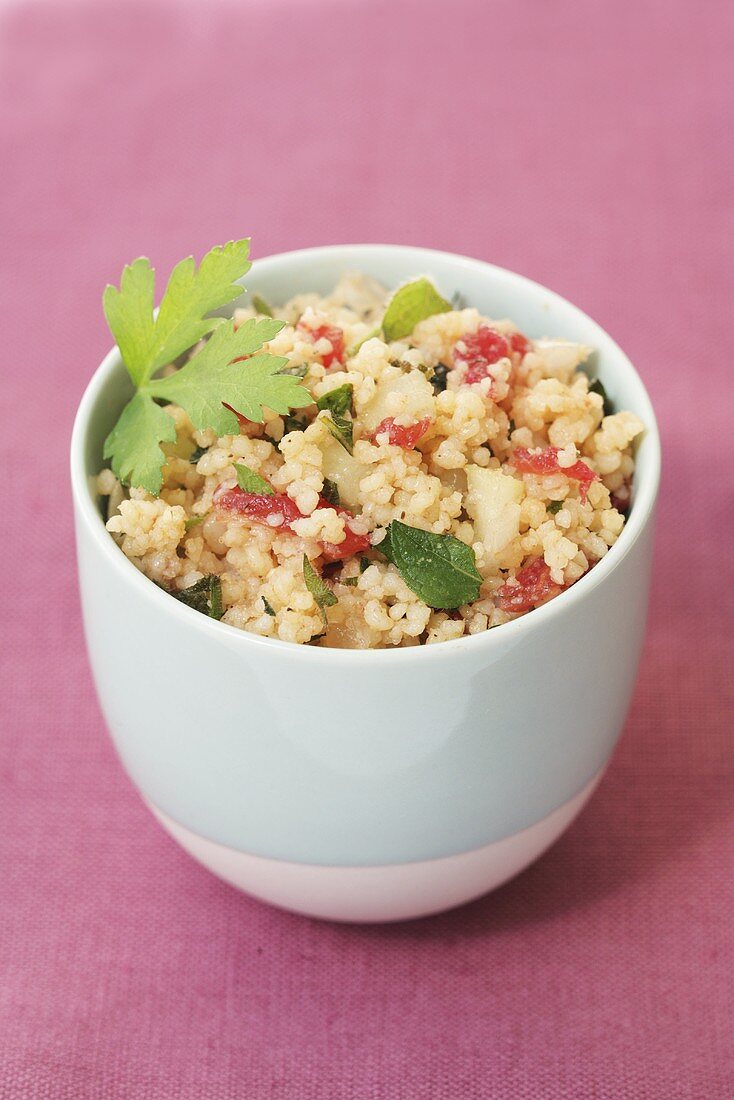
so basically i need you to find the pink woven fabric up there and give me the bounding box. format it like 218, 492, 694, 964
1, 1, 732, 1096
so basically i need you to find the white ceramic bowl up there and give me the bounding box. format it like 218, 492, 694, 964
71, 245, 660, 923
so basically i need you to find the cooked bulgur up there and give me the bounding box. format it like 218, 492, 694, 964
99, 273, 643, 648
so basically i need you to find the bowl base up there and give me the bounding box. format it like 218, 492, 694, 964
148, 770, 602, 923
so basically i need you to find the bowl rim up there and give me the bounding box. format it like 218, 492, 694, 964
70, 243, 661, 664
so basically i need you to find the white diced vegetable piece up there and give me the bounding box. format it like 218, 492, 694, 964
534, 339, 593, 377
360, 370, 435, 433
465, 466, 525, 559
320, 434, 368, 509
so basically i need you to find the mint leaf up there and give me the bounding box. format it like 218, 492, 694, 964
235, 463, 273, 495
149, 317, 311, 435
321, 411, 353, 455
252, 293, 274, 317
381, 520, 482, 609
382, 278, 452, 342
316, 384, 354, 454
303, 555, 337, 627
104, 240, 253, 388
172, 574, 223, 619
103, 392, 177, 494
316, 383, 353, 417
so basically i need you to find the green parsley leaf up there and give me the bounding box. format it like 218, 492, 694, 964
103, 392, 177, 495
380, 520, 482, 609
382, 277, 452, 342
303, 555, 337, 627
341, 575, 359, 587
262, 596, 276, 616
102, 241, 317, 495
547, 500, 563, 515
149, 317, 311, 435
321, 478, 341, 507
252, 293, 274, 317
104, 240, 253, 388
234, 463, 273, 495
316, 383, 353, 417
359, 556, 371, 572
185, 513, 206, 530
172, 575, 224, 620
589, 378, 614, 416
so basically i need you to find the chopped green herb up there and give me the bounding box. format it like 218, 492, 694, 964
322, 411, 353, 454
342, 575, 359, 587
278, 362, 309, 378
185, 513, 206, 530
281, 413, 308, 436
321, 478, 341, 507
547, 500, 563, 515
316, 383, 353, 417
262, 596, 276, 616
172, 575, 224, 619
382, 277, 452, 342
189, 444, 207, 464
589, 378, 614, 416
359, 556, 371, 573
234, 463, 273, 495
252, 293, 274, 317
316, 384, 354, 454
380, 521, 482, 609
430, 362, 450, 393
102, 240, 312, 494
303, 555, 337, 627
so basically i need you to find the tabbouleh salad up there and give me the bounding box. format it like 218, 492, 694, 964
97, 239, 644, 648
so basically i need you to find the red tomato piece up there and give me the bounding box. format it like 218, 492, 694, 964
497, 557, 562, 613
370, 416, 431, 449
511, 447, 598, 502
453, 325, 510, 384
297, 321, 345, 368
315, 500, 371, 561
213, 487, 304, 527
214, 486, 370, 560
508, 331, 531, 358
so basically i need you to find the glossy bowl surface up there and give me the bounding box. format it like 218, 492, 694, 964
71, 245, 660, 921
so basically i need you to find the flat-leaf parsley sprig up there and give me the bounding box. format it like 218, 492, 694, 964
102, 239, 312, 494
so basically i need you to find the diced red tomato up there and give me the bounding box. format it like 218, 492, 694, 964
297, 321, 345, 368
453, 325, 510, 384
511, 447, 598, 502
497, 557, 562, 613
370, 416, 431, 449
213, 485, 370, 561
508, 331, 531, 358
213, 487, 303, 526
